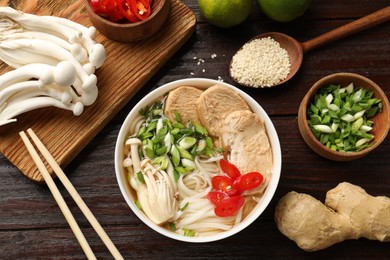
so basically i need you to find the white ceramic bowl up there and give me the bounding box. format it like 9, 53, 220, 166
115, 78, 282, 242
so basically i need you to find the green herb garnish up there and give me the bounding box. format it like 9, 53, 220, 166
133, 101, 223, 180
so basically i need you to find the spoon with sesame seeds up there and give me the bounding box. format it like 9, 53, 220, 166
230, 6, 390, 88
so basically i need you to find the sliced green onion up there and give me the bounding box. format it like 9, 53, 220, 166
360, 125, 372, 132
197, 139, 207, 152
194, 124, 208, 135
178, 147, 193, 160
353, 110, 365, 119
169, 223, 176, 231
178, 136, 197, 150
181, 158, 196, 170
313, 125, 333, 133
173, 169, 180, 182
327, 103, 339, 111
181, 202, 189, 211
183, 228, 196, 237
135, 200, 142, 210
174, 110, 181, 122
170, 145, 180, 167
137, 171, 145, 184
341, 114, 354, 122
356, 138, 369, 147
346, 83, 354, 94
352, 117, 364, 131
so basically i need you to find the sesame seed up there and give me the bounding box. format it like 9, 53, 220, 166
230, 37, 291, 88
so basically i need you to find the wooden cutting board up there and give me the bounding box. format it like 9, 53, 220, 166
0, 0, 196, 182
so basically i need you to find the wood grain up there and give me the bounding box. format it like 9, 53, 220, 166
0, 0, 196, 182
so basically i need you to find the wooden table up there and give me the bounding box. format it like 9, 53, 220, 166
1, 0, 389, 259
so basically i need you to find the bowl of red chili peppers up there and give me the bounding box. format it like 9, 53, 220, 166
84, 0, 170, 42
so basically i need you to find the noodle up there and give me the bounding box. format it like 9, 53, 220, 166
123, 89, 270, 238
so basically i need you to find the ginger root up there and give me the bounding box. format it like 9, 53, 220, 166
275, 182, 390, 251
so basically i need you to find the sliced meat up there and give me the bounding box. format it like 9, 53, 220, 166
196, 85, 250, 137
221, 110, 273, 195
164, 86, 203, 124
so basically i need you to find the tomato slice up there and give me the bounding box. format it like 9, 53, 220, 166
219, 159, 241, 180
119, 0, 140, 23
234, 172, 264, 193
128, 0, 151, 21
212, 175, 237, 196
208, 191, 230, 206
214, 196, 245, 217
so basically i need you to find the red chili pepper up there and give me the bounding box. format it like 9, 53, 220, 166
214, 196, 245, 217
212, 175, 237, 196
91, 0, 153, 23
91, 0, 123, 22
119, 0, 140, 23
208, 191, 230, 206
91, 0, 106, 14
234, 172, 264, 193
128, 0, 151, 21
219, 159, 241, 180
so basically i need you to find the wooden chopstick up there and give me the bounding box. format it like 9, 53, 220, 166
20, 128, 123, 260
19, 130, 96, 260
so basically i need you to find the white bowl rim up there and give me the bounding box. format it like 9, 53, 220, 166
115, 78, 282, 243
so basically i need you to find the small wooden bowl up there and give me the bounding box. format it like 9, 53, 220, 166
298, 72, 390, 161
84, 0, 170, 42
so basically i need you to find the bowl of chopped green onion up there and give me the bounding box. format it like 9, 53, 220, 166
298, 72, 389, 161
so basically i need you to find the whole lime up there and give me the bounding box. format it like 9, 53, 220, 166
257, 0, 312, 22
198, 0, 253, 28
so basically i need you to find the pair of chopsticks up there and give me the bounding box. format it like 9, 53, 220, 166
20, 128, 123, 260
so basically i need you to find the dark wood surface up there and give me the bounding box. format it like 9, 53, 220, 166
1, 0, 389, 259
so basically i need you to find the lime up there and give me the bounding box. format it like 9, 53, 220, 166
198, 0, 253, 28
257, 0, 311, 22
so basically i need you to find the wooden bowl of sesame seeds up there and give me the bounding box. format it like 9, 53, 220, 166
298, 72, 390, 161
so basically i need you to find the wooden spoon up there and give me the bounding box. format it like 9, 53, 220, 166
230, 6, 390, 88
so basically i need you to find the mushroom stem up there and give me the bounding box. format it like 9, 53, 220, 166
0, 38, 94, 88
0, 31, 87, 62
0, 62, 77, 90
0, 7, 81, 42
42, 16, 106, 68
0, 80, 73, 106
0, 47, 58, 68
0, 96, 84, 126
136, 159, 178, 225
126, 138, 143, 173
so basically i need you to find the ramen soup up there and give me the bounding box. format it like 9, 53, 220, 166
122, 85, 273, 237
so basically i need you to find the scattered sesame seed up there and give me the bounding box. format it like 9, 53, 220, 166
230, 37, 290, 88
211, 53, 217, 59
